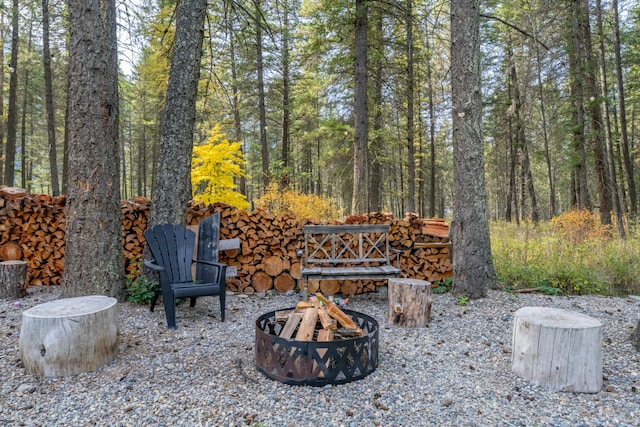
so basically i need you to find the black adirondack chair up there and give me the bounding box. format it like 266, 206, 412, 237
144, 223, 227, 329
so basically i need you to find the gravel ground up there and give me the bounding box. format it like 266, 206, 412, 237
1, 286, 639, 427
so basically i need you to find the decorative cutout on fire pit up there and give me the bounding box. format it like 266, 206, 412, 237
255, 306, 379, 386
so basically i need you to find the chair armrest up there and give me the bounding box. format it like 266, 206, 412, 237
143, 260, 165, 273
219, 238, 240, 251
194, 259, 228, 283
194, 259, 228, 269
390, 248, 403, 267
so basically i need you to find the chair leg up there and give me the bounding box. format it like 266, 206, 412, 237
163, 293, 177, 329
219, 290, 225, 322
189, 297, 197, 308
150, 288, 161, 312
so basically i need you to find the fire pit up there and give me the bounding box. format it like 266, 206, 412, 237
255, 308, 379, 386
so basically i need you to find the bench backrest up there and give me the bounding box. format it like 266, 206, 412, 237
302, 224, 392, 265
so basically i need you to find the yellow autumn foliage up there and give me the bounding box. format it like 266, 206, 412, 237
550, 209, 610, 245
254, 183, 343, 221
191, 125, 250, 209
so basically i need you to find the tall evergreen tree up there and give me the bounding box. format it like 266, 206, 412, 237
450, 0, 495, 298
63, 0, 124, 298
148, 0, 207, 227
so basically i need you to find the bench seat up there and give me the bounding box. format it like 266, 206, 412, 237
302, 265, 401, 280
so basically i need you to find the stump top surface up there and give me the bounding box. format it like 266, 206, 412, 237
23, 295, 117, 318
389, 278, 432, 287
515, 306, 601, 328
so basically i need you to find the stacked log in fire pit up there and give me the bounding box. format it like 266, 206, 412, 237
275, 293, 363, 342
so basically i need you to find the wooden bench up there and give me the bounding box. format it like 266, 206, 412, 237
299, 224, 402, 297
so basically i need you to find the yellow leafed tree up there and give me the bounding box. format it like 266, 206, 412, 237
191, 125, 250, 209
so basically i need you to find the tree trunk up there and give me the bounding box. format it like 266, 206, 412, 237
42, 0, 60, 196
148, 0, 207, 227
595, 0, 624, 236
426, 32, 437, 218
369, 8, 383, 213
533, 28, 556, 219
64, 0, 124, 299
3, 0, 18, 186
20, 28, 31, 190
568, 0, 591, 210
509, 45, 539, 222
0, 2, 4, 182
612, 0, 636, 217
405, 0, 415, 214
352, 0, 368, 214
579, 0, 611, 225
280, 3, 291, 187
227, 13, 246, 197
255, 0, 269, 191
450, 0, 495, 298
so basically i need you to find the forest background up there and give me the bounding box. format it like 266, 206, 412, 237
0, 0, 639, 295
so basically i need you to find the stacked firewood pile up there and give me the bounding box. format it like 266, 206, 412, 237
1, 186, 452, 293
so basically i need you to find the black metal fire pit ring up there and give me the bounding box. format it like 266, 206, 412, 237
255, 307, 379, 386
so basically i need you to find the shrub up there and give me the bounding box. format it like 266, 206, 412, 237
125, 256, 158, 304
254, 182, 344, 221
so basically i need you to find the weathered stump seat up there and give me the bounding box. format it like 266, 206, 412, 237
511, 306, 602, 393
387, 278, 432, 327
19, 295, 119, 377
0, 260, 27, 299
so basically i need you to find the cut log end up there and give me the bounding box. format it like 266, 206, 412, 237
511, 306, 603, 393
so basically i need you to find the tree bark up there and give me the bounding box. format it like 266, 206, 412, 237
3, 0, 18, 186
280, 2, 291, 187
612, 0, 636, 217
148, 0, 207, 227
255, 0, 269, 191
567, 0, 591, 210
595, 0, 624, 237
42, 0, 60, 196
369, 8, 383, 213
579, 0, 611, 225
352, 0, 368, 214
20, 28, 31, 190
450, 0, 495, 298
64, 0, 124, 299
405, 0, 415, 214
509, 45, 539, 222
0, 3, 4, 182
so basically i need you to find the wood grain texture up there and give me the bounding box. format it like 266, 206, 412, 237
511, 306, 602, 393
19, 296, 119, 377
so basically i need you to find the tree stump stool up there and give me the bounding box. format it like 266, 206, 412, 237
19, 295, 119, 377
0, 260, 27, 299
511, 306, 602, 393
387, 278, 432, 327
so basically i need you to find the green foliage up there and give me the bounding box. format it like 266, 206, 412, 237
125, 257, 158, 305
254, 182, 344, 221
457, 296, 469, 306
491, 215, 640, 296
191, 124, 251, 209
432, 278, 452, 294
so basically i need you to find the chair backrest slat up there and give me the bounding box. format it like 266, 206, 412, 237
145, 224, 195, 283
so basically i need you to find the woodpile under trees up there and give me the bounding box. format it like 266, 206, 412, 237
1, 186, 452, 294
